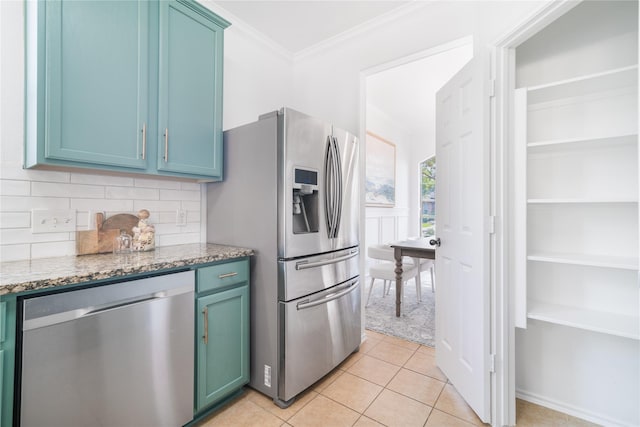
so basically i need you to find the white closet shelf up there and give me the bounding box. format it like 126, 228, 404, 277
527, 64, 638, 105
527, 133, 638, 150
528, 252, 639, 270
527, 198, 638, 204
528, 300, 640, 340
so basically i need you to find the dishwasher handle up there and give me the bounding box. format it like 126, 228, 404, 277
83, 292, 166, 316
23, 284, 192, 331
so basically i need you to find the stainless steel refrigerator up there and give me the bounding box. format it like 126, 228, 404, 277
206, 107, 360, 407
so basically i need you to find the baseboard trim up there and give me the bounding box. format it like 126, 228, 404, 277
516, 388, 637, 427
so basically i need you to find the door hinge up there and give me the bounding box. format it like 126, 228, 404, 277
489, 79, 496, 98
489, 354, 496, 373
488, 215, 496, 235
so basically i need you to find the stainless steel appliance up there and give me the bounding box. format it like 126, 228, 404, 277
18, 271, 195, 427
207, 107, 360, 407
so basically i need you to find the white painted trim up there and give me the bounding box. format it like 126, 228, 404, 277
195, 0, 294, 62
294, 2, 434, 62
513, 88, 527, 329
198, 0, 436, 65
361, 35, 474, 78
492, 0, 581, 48
516, 389, 635, 427
359, 71, 368, 345
365, 207, 410, 217
490, 1, 585, 426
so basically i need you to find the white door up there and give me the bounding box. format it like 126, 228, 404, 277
435, 58, 490, 423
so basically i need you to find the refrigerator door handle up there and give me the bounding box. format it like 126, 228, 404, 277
296, 279, 359, 310
324, 135, 335, 238
332, 136, 343, 237
295, 248, 359, 270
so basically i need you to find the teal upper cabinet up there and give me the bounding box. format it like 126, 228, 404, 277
157, 1, 225, 177
30, 1, 149, 170
25, 0, 230, 181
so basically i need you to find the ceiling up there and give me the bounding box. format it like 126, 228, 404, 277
212, 1, 472, 144
213, 1, 410, 54
367, 43, 473, 141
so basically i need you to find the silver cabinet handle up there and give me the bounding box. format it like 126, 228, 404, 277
218, 272, 238, 279
295, 249, 358, 270
203, 306, 208, 344
164, 128, 169, 162
141, 123, 147, 160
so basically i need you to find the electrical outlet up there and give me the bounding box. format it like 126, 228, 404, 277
176, 209, 187, 226
32, 209, 77, 233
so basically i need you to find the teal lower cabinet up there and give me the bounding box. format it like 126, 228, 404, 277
195, 260, 250, 413
0, 349, 4, 424
0, 297, 16, 427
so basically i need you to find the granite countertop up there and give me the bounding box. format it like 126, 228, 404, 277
0, 243, 254, 295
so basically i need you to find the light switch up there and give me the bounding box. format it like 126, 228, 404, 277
32, 209, 77, 233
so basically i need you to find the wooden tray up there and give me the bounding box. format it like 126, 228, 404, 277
76, 213, 139, 255
101, 213, 139, 236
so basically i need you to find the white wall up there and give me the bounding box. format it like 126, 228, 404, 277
0, 1, 543, 262
364, 104, 413, 254
290, 1, 544, 134
334, 2, 537, 269
0, 0, 292, 262
367, 43, 474, 242
198, 0, 294, 129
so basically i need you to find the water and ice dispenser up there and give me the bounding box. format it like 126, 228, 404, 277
292, 167, 319, 234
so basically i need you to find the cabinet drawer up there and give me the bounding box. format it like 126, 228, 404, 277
197, 259, 249, 293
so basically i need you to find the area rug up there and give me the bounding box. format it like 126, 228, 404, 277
364, 275, 435, 347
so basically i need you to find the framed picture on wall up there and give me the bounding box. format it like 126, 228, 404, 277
365, 131, 396, 207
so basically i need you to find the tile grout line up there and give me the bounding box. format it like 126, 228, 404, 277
324, 339, 417, 427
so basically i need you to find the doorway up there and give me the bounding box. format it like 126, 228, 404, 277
361, 39, 472, 347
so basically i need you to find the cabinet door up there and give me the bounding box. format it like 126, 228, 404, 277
0, 299, 16, 427
196, 285, 249, 411
43, 1, 149, 169
157, 0, 225, 178
0, 301, 4, 424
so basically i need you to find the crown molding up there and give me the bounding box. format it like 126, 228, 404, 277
293, 1, 434, 62
196, 0, 294, 62
197, 1, 436, 64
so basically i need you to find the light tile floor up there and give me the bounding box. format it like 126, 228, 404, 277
196, 330, 597, 427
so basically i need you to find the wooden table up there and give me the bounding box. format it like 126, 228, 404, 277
390, 239, 436, 317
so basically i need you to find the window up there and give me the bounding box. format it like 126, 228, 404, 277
420, 156, 436, 237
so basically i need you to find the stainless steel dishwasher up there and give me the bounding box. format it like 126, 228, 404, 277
19, 270, 195, 427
